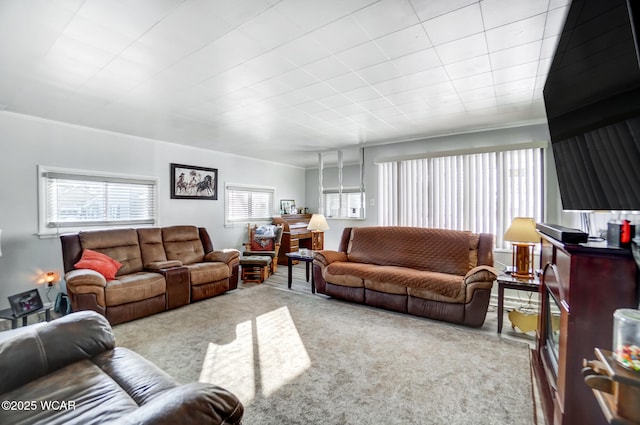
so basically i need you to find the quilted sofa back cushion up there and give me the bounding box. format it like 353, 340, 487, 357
162, 226, 205, 265
138, 228, 167, 266
347, 227, 472, 276
79, 229, 143, 276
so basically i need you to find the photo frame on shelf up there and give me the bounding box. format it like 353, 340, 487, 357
170, 163, 218, 200
8, 289, 43, 317
280, 199, 295, 215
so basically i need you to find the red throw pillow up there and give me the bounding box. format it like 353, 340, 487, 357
74, 249, 122, 280
250, 238, 274, 251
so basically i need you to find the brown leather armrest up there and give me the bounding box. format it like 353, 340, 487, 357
464, 265, 498, 284
205, 249, 240, 264
65, 269, 107, 288
313, 250, 348, 267
145, 260, 183, 270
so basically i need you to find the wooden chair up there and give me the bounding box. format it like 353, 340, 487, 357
242, 224, 283, 275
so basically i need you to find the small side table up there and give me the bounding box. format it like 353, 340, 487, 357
286, 251, 315, 294
496, 274, 540, 334
0, 303, 53, 329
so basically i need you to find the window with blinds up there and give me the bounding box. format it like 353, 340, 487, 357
39, 167, 157, 232
377, 147, 544, 249
323, 188, 365, 219
225, 183, 275, 224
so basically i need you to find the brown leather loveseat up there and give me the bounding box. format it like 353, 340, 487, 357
313, 226, 498, 327
61, 226, 240, 325
0, 311, 243, 425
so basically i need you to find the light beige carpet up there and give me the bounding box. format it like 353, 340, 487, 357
114, 285, 534, 425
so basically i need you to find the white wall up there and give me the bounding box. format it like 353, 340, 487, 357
0, 112, 306, 309
307, 123, 561, 250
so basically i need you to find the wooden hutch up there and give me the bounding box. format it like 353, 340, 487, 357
272, 214, 324, 265
533, 233, 638, 425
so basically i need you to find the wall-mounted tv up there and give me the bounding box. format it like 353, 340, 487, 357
544, 0, 640, 211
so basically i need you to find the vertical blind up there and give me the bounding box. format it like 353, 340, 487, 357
377, 148, 543, 249
225, 184, 274, 223
44, 171, 156, 228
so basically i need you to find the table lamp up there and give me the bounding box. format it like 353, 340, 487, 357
307, 214, 329, 232
504, 217, 539, 278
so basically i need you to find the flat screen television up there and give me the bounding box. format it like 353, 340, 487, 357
544, 0, 640, 211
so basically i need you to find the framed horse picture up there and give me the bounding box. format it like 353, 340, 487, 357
170, 163, 218, 200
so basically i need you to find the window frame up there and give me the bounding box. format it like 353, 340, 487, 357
224, 182, 276, 226
322, 186, 366, 219
37, 165, 158, 236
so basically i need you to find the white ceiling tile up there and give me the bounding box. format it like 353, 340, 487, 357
444, 55, 491, 80
494, 77, 536, 96
275, 0, 375, 32
540, 35, 559, 59
274, 34, 332, 67
435, 33, 487, 64
76, 0, 161, 39
490, 41, 542, 70
63, 15, 134, 55
310, 15, 372, 53
272, 68, 319, 90
458, 86, 495, 102
47, 35, 116, 69
296, 100, 329, 114
492, 62, 538, 84
356, 61, 404, 85
464, 97, 498, 111
391, 48, 441, 74
374, 24, 432, 60
343, 85, 382, 103
336, 42, 388, 70
372, 77, 410, 96
302, 56, 351, 81
544, 5, 570, 38
451, 72, 494, 92
409, 0, 477, 21
352, 0, 420, 39
325, 72, 368, 92
250, 78, 294, 98
549, 0, 572, 10
243, 51, 297, 80
238, 7, 306, 50
403, 67, 451, 89
318, 94, 355, 109
423, 4, 484, 45
295, 82, 338, 100
486, 14, 547, 52
480, 0, 548, 30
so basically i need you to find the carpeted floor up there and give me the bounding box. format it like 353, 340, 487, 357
113, 285, 535, 425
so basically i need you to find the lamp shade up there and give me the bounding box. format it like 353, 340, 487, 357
307, 214, 329, 231
504, 217, 539, 243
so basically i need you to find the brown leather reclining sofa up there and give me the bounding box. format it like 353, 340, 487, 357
0, 311, 243, 425
60, 226, 240, 325
313, 226, 498, 327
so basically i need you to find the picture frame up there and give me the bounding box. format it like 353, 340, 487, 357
8, 289, 43, 317
280, 199, 295, 214
170, 163, 218, 200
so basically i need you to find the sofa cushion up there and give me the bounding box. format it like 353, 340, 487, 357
162, 226, 205, 265
327, 262, 465, 302
346, 227, 471, 276
80, 229, 144, 275
105, 272, 166, 307
74, 249, 122, 280
187, 262, 229, 285
138, 228, 169, 267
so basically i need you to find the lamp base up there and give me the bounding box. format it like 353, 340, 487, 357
512, 243, 535, 279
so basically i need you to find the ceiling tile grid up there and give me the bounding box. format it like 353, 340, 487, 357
0, 0, 571, 167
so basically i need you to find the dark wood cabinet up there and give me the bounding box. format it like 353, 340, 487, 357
272, 214, 324, 265
533, 233, 638, 425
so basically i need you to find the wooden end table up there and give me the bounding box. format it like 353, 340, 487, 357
496, 274, 540, 334
0, 303, 53, 329
286, 251, 315, 294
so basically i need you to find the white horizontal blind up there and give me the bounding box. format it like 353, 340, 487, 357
226, 184, 274, 223
378, 148, 543, 249
44, 171, 156, 228
323, 188, 365, 218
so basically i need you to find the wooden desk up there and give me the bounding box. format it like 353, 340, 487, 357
273, 214, 324, 265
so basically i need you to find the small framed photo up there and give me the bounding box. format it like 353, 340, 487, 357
280, 199, 295, 214
8, 289, 43, 317
171, 163, 218, 200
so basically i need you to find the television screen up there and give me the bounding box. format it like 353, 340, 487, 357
544, 0, 640, 210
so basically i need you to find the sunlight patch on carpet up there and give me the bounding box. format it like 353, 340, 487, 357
199, 305, 311, 404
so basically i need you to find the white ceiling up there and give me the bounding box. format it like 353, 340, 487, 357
0, 0, 570, 168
